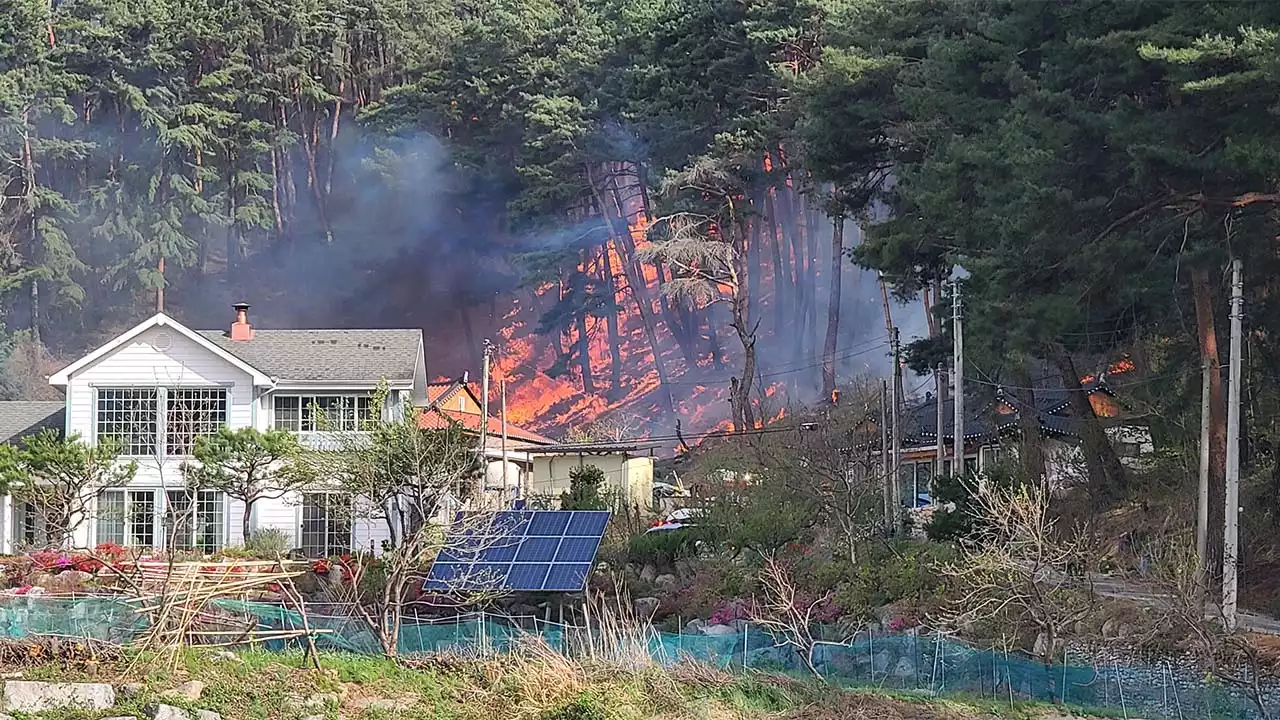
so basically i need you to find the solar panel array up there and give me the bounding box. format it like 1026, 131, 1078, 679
423, 510, 610, 593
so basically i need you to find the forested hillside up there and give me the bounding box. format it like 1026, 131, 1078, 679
5, 0, 1280, 463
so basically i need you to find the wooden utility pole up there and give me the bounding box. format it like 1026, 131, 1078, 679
480, 338, 493, 504
501, 379, 509, 504
1197, 358, 1211, 593
952, 281, 965, 475
881, 379, 891, 534
1223, 258, 1243, 630
935, 363, 945, 492
891, 327, 903, 529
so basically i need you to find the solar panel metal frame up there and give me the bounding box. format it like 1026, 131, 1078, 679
424, 510, 610, 593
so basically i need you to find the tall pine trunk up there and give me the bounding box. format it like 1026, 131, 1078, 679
1192, 267, 1226, 579
766, 188, 791, 338
576, 250, 595, 394
1012, 361, 1047, 481
599, 241, 625, 399
821, 215, 844, 396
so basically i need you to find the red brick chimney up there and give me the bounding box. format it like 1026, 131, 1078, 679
230, 302, 254, 341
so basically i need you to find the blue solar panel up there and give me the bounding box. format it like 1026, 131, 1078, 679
424, 510, 610, 593
508, 563, 551, 591
544, 563, 591, 591
566, 511, 609, 536
554, 536, 601, 563
515, 536, 560, 562
528, 511, 571, 536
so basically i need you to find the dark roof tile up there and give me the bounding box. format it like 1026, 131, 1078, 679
0, 401, 65, 443
197, 329, 421, 383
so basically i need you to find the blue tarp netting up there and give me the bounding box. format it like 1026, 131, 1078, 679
0, 596, 1264, 719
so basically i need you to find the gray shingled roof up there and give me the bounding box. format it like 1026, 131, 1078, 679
0, 401, 65, 443
197, 329, 422, 383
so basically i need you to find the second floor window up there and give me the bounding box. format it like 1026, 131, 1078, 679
273, 395, 373, 432
96, 387, 227, 457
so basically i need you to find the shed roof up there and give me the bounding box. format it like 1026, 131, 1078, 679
0, 401, 65, 443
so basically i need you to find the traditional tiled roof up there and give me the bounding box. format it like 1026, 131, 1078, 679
198, 329, 422, 383
417, 407, 556, 445
0, 401, 65, 443
902, 361, 1132, 448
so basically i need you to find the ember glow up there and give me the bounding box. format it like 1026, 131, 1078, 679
466, 162, 912, 449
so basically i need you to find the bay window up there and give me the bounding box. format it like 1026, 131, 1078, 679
95, 387, 226, 457
272, 395, 373, 432
96, 489, 226, 551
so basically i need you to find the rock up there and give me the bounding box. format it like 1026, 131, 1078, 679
101, 717, 139, 720
633, 597, 660, 618
1101, 618, 1117, 638
2, 680, 116, 713
209, 650, 240, 663
302, 716, 325, 720
164, 681, 204, 702
303, 693, 339, 710
702, 623, 737, 637
145, 705, 189, 720
194, 710, 220, 720
56, 569, 94, 584
674, 559, 697, 579
653, 574, 678, 589
1033, 633, 1050, 659
119, 683, 146, 699
684, 618, 706, 634
639, 564, 658, 583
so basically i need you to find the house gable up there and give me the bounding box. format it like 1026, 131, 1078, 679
49, 313, 272, 388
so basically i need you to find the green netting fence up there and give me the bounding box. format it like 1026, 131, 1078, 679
0, 595, 1269, 719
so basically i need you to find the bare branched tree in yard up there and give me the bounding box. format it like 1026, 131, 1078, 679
939, 479, 1097, 667
316, 386, 494, 656
642, 136, 760, 432
0, 430, 137, 548
750, 551, 836, 678
1145, 539, 1278, 719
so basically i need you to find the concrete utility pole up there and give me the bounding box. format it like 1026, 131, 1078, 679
1223, 258, 1243, 630
881, 379, 891, 534
480, 338, 494, 504
891, 327, 903, 531
952, 281, 965, 476
1197, 358, 1211, 593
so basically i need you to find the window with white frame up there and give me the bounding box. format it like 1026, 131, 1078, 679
12, 501, 54, 549
96, 389, 159, 456
273, 395, 373, 432
166, 390, 228, 456
164, 490, 225, 552
96, 490, 158, 547
300, 493, 352, 558
95, 388, 226, 457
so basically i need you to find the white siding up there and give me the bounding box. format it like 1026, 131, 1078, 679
67, 326, 257, 488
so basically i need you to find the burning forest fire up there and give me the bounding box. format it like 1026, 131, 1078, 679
465, 159, 903, 451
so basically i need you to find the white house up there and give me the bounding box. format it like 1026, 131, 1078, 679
3, 303, 427, 556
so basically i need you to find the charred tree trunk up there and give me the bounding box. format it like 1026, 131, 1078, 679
821, 214, 844, 396
577, 250, 596, 394
1051, 345, 1126, 505
804, 204, 822, 368
766, 188, 791, 339
1192, 267, 1226, 576
1012, 361, 1047, 481
596, 169, 677, 417
598, 241, 625, 399
747, 200, 762, 338
790, 190, 810, 366
731, 216, 757, 432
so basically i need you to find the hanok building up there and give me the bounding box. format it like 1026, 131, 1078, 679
897, 358, 1151, 503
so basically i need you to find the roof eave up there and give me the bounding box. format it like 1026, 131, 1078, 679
49, 313, 273, 387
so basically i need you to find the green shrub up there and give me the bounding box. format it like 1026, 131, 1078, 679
244, 528, 291, 557
626, 530, 701, 568
561, 465, 608, 510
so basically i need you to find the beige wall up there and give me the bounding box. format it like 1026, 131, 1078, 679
529, 453, 654, 512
